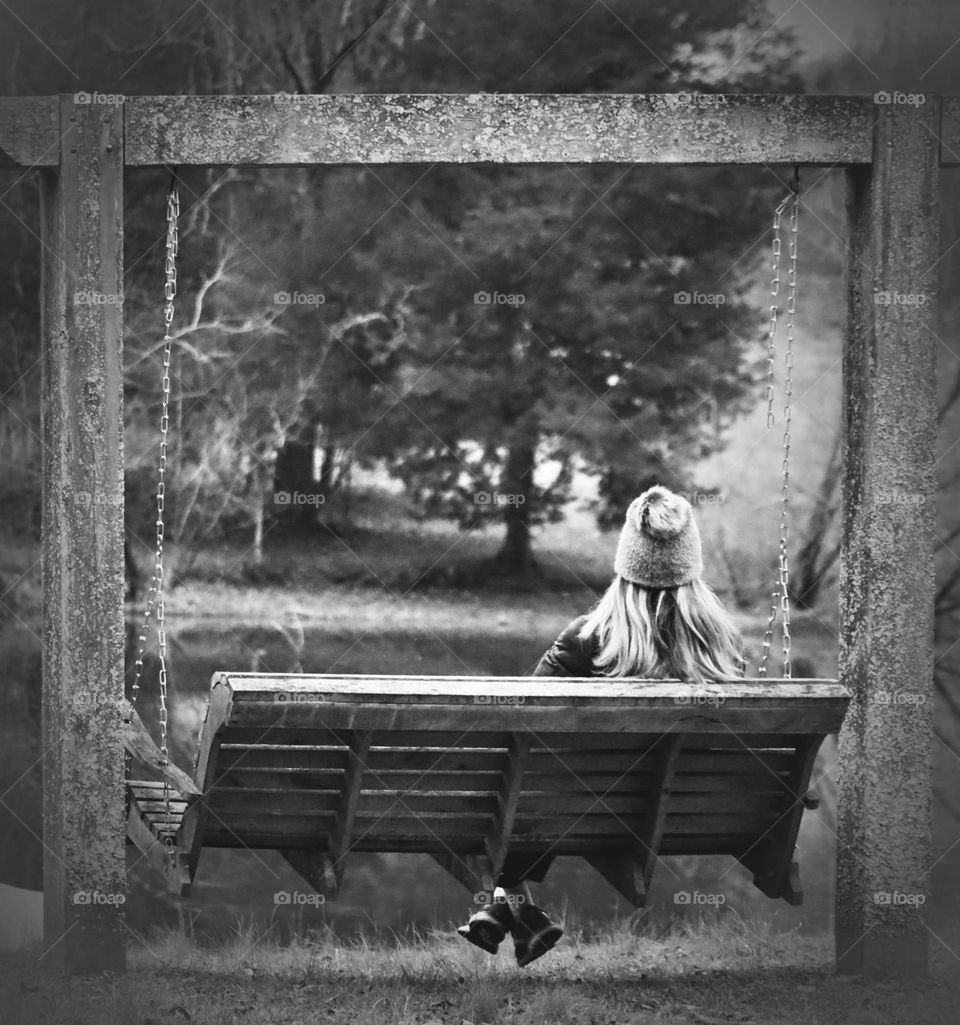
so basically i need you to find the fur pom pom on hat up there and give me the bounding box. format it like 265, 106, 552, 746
613, 485, 703, 588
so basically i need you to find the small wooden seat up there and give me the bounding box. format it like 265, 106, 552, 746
126, 674, 848, 906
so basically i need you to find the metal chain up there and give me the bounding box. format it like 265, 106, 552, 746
759, 184, 798, 678
128, 182, 179, 854
764, 194, 790, 429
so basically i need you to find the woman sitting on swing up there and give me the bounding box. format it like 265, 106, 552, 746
458, 484, 745, 966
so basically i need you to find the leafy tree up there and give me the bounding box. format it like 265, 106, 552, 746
368, 161, 774, 571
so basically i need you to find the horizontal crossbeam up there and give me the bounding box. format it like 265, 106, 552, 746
6, 94, 960, 169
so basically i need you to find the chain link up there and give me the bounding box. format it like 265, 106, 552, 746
129, 182, 179, 856
759, 184, 798, 678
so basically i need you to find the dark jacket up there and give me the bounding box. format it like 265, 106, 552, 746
533, 615, 598, 677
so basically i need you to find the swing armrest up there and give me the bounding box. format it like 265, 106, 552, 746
122, 699, 201, 797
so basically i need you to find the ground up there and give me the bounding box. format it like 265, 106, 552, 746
2, 919, 957, 1025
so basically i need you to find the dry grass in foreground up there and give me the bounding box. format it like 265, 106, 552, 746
2, 916, 958, 1025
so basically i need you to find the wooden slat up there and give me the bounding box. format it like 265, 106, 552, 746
132, 799, 191, 814
216, 768, 493, 791
215, 745, 795, 777
215, 673, 846, 701
200, 788, 780, 819
123, 94, 876, 167
219, 699, 845, 736
218, 746, 349, 772
125, 794, 190, 896
215, 767, 798, 798
200, 832, 763, 855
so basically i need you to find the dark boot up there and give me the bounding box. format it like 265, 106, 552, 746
510, 903, 563, 967
456, 897, 514, 954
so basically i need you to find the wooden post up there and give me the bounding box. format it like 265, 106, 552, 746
39, 94, 126, 973
837, 97, 940, 976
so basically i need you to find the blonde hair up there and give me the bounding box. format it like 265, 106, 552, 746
578, 576, 744, 682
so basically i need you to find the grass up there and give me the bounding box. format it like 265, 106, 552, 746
3, 917, 957, 1025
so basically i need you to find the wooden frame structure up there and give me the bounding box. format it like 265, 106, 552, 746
0, 92, 944, 975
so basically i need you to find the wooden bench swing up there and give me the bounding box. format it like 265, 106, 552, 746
123, 176, 849, 914
126, 674, 848, 907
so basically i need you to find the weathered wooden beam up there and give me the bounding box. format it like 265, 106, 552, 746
584, 731, 684, 906
0, 96, 59, 167
40, 94, 125, 975
837, 98, 939, 977
638, 732, 685, 892
219, 699, 844, 735
211, 673, 849, 736
124, 94, 876, 167
5, 94, 960, 169
430, 853, 496, 897
740, 734, 823, 905
485, 733, 531, 876
280, 849, 338, 898
123, 701, 201, 797
327, 730, 373, 885
180, 683, 235, 890
584, 853, 648, 907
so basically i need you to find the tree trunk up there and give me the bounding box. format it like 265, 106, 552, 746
273, 437, 316, 531
495, 428, 538, 576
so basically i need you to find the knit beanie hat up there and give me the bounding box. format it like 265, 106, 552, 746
613, 485, 703, 588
